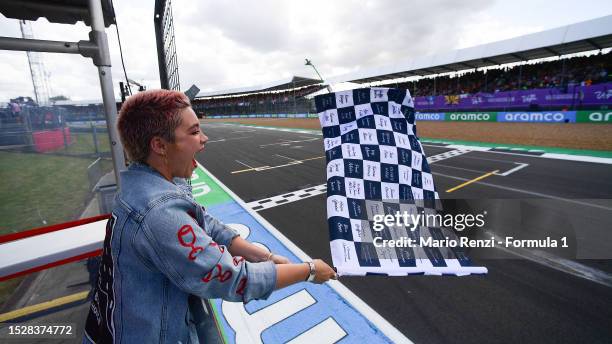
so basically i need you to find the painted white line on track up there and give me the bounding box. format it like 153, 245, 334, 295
541, 153, 612, 165
247, 185, 327, 211
444, 144, 492, 152
235, 160, 255, 169
259, 138, 319, 147
231, 156, 324, 174
427, 148, 471, 163
207, 136, 252, 143
432, 163, 489, 174
195, 161, 412, 344
276, 154, 300, 162
495, 163, 529, 176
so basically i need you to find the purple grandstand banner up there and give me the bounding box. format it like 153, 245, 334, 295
414, 82, 612, 111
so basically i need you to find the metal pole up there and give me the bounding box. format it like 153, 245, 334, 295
154, 0, 170, 89
61, 109, 68, 149
88, 0, 126, 188
561, 57, 566, 88
305, 59, 333, 93
0, 36, 81, 54
24, 107, 34, 149
91, 114, 100, 156
433, 77, 436, 96
456, 73, 460, 93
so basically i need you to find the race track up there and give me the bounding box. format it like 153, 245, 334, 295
197, 122, 612, 344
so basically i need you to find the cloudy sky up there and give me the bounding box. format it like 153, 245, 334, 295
1, 0, 611, 102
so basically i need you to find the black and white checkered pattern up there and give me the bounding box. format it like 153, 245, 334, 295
247, 185, 327, 211
315, 87, 487, 277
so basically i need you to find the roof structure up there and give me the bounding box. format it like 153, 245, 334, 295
196, 76, 322, 98
327, 15, 612, 84
54, 99, 103, 106
0, 0, 115, 27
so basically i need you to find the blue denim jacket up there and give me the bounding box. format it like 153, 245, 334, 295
84, 163, 277, 343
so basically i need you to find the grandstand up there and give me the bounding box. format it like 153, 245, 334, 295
384, 52, 610, 96
193, 76, 326, 116
197, 52, 611, 115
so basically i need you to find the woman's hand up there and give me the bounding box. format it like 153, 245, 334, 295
312, 259, 337, 284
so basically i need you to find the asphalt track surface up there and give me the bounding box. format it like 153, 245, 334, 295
197, 122, 612, 344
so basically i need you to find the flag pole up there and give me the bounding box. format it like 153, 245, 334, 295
305, 58, 333, 93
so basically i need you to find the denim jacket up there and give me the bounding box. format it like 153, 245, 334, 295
84, 163, 277, 343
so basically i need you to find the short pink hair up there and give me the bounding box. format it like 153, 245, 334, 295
118, 89, 190, 163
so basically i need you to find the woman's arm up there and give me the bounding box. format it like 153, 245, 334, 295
275, 263, 310, 289
229, 236, 337, 288
229, 235, 289, 263
275, 260, 337, 288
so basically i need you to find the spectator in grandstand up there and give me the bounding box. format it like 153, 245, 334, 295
83, 89, 336, 344
378, 50, 611, 97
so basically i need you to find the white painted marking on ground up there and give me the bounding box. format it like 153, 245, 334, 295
259, 137, 319, 147
276, 154, 300, 162
223, 290, 317, 344
542, 153, 612, 165
427, 149, 471, 163
207, 136, 252, 143
231, 156, 324, 174
432, 163, 488, 174
286, 317, 347, 344
495, 163, 529, 176
235, 160, 255, 169
445, 144, 492, 152
457, 155, 526, 164
247, 185, 328, 211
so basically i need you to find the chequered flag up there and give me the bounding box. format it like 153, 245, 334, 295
315, 87, 487, 276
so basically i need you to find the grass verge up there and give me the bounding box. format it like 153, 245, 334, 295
0, 150, 112, 309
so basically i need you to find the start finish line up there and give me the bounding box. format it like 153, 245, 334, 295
191, 163, 409, 343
